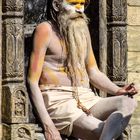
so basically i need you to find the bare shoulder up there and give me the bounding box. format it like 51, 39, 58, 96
35, 21, 53, 36
33, 22, 54, 47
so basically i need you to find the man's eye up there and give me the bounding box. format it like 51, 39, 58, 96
81, 2, 85, 5
70, 2, 77, 5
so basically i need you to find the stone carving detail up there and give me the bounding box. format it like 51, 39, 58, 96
107, 0, 127, 22
107, 0, 127, 84
107, 26, 127, 81
17, 127, 31, 139
2, 0, 23, 12
11, 124, 36, 140
2, 86, 28, 124
12, 87, 28, 123
2, 18, 24, 81
14, 90, 26, 117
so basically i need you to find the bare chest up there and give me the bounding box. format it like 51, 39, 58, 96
45, 32, 67, 65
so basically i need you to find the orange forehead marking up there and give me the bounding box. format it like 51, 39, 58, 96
66, 0, 85, 3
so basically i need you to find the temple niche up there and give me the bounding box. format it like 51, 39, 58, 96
0, 0, 131, 140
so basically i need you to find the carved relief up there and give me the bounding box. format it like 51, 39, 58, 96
107, 0, 127, 22
11, 124, 36, 140
2, 0, 24, 12
2, 18, 24, 81
107, 0, 127, 84
17, 127, 31, 139
14, 90, 26, 117
2, 85, 28, 123
107, 27, 127, 81
113, 0, 127, 21
12, 86, 28, 123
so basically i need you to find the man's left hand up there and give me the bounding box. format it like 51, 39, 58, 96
116, 83, 138, 97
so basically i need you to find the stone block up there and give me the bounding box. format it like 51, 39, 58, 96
11, 124, 36, 140
0, 124, 10, 140
128, 73, 140, 85
130, 98, 140, 124
128, 0, 140, 6
128, 6, 140, 25
128, 52, 140, 72
127, 26, 140, 51
2, 84, 28, 124
131, 124, 140, 140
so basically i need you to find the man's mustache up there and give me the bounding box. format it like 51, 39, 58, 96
69, 13, 85, 20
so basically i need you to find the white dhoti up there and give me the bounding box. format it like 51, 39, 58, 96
40, 85, 102, 136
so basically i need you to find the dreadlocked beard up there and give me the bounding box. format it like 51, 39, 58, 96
57, 12, 91, 87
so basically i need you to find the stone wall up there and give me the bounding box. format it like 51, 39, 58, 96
127, 0, 140, 140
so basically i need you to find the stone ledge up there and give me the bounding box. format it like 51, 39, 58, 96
128, 0, 140, 6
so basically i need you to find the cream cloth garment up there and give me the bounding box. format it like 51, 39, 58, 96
40, 85, 102, 136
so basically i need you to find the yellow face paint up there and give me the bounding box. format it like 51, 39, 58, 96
63, 0, 85, 13
66, 0, 85, 3
75, 3, 82, 9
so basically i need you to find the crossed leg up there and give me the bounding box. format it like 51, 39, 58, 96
71, 95, 137, 140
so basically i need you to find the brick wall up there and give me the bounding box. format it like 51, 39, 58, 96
127, 0, 140, 139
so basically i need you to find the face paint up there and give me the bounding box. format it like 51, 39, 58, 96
62, 0, 85, 14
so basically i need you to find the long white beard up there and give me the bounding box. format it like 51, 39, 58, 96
57, 12, 91, 86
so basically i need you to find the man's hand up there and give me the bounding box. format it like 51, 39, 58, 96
44, 125, 62, 140
116, 83, 138, 97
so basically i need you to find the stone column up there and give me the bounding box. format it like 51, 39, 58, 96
107, 0, 128, 86
107, 0, 131, 140
99, 0, 107, 97
1, 0, 36, 139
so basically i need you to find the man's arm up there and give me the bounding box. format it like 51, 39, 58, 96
86, 46, 137, 96
27, 23, 62, 140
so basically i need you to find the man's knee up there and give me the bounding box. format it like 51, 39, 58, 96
119, 95, 137, 115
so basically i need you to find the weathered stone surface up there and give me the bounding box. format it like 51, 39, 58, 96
128, 52, 140, 72
2, 85, 28, 124
128, 6, 140, 25
131, 125, 140, 140
11, 124, 35, 140
127, 26, 140, 51
130, 94, 140, 121
128, 73, 140, 85
128, 0, 140, 6
0, 124, 10, 140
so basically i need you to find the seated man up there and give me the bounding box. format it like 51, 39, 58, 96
27, 0, 138, 139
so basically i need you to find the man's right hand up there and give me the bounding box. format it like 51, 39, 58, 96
44, 125, 62, 140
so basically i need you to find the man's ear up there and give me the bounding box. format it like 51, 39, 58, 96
52, 0, 61, 12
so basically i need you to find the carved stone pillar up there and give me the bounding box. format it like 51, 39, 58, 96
107, 0, 127, 86
1, 0, 36, 139
107, 0, 131, 140
2, 0, 28, 124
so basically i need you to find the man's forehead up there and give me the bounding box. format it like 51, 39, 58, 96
65, 0, 86, 3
